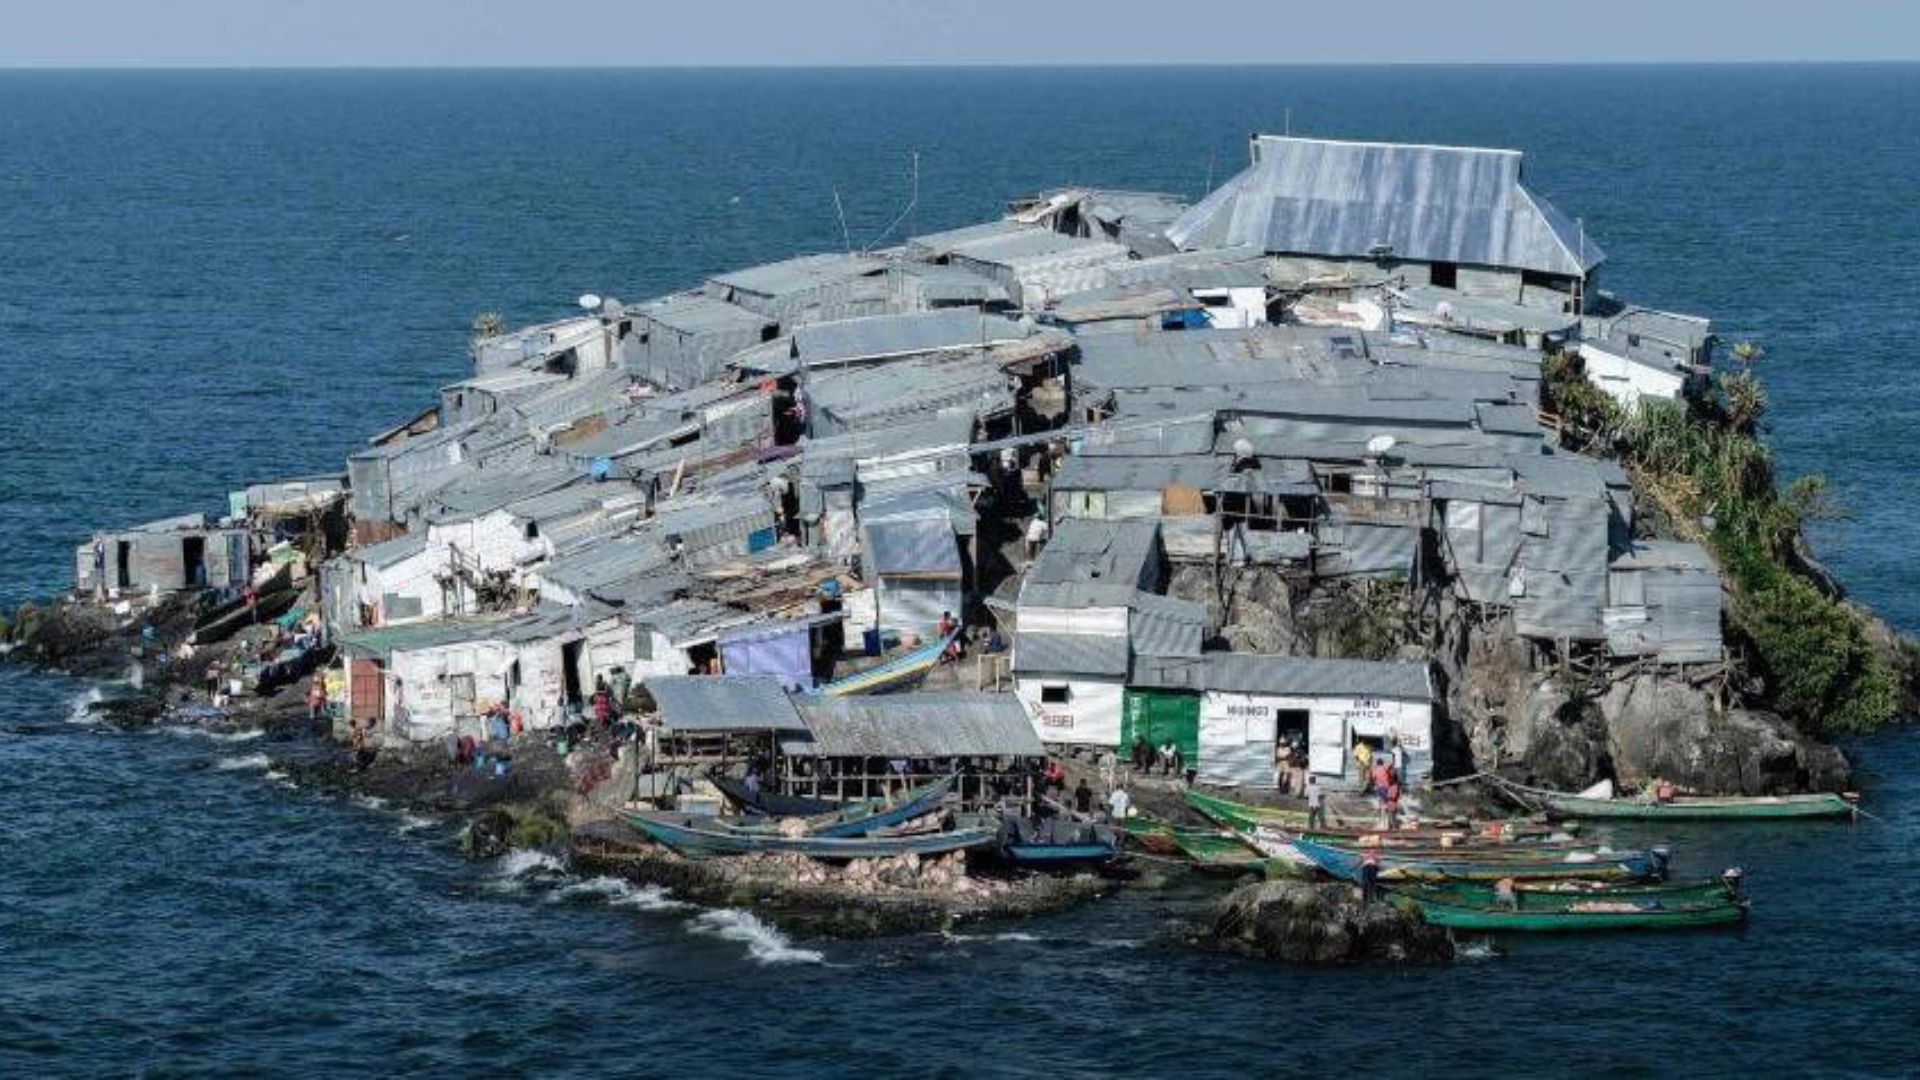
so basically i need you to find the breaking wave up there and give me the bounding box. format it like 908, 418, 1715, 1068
214, 753, 271, 771
553, 876, 688, 913
688, 909, 824, 965
66, 686, 104, 725
1457, 938, 1501, 962
490, 849, 568, 892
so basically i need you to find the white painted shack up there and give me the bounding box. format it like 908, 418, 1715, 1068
340, 608, 593, 745
1577, 307, 1713, 410
1138, 652, 1434, 790
1012, 519, 1206, 749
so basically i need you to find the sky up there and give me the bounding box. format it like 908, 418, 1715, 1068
1, 0, 1917, 67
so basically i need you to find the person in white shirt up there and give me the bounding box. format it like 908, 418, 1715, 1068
1107, 786, 1132, 822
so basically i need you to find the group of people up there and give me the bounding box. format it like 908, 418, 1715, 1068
1128, 735, 1187, 780
1353, 737, 1410, 830
1273, 733, 1310, 794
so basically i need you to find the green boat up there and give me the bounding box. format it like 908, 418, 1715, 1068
1182, 789, 1308, 832
1184, 789, 1565, 842
1541, 790, 1856, 821
1392, 876, 1741, 911
1391, 882, 1748, 932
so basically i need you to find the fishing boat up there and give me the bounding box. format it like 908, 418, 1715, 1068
808, 631, 959, 697
626, 811, 994, 859
1001, 835, 1121, 869
713, 773, 958, 838
1391, 873, 1743, 911
1389, 875, 1748, 932
1269, 833, 1669, 883
1183, 789, 1308, 832
709, 773, 844, 818
1184, 788, 1565, 843
1536, 784, 1856, 822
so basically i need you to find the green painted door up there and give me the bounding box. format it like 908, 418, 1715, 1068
1121, 689, 1200, 766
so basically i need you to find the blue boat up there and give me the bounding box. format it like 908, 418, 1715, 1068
626, 812, 995, 859
1278, 834, 1668, 884
717, 773, 958, 838
808, 631, 959, 697
996, 815, 1121, 869
1001, 840, 1120, 868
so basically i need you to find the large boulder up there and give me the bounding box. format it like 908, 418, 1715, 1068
1602, 674, 1852, 793
1497, 682, 1612, 791
1197, 880, 1452, 965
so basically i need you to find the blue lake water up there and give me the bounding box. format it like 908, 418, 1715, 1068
2, 66, 1918, 1076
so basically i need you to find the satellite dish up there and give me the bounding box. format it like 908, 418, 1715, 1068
1433, 300, 1454, 322
578, 293, 603, 311
1366, 434, 1398, 457
1231, 438, 1255, 461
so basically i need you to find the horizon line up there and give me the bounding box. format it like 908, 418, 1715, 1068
3, 58, 1920, 73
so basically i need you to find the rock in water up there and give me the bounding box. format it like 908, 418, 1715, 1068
1199, 880, 1452, 965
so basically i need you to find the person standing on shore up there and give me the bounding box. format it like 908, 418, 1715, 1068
1359, 848, 1383, 904
1305, 773, 1326, 830
306, 676, 327, 723
1107, 785, 1131, 823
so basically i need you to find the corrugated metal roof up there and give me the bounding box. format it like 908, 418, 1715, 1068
1026, 518, 1160, 589
789, 310, 1031, 367
644, 675, 807, 732
1611, 540, 1715, 572
1013, 631, 1130, 677
785, 693, 1043, 758
1202, 652, 1432, 699
355, 531, 428, 569
906, 219, 1035, 259
1169, 136, 1604, 278
708, 252, 888, 299
636, 292, 775, 336
1130, 592, 1206, 658
864, 516, 960, 576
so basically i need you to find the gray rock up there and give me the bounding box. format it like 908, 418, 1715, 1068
1198, 880, 1452, 965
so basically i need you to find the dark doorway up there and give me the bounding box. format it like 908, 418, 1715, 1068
1275, 709, 1309, 744
1430, 261, 1458, 289
182, 536, 207, 587
560, 641, 585, 707
116, 541, 131, 588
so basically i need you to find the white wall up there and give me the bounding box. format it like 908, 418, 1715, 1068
1018, 605, 1128, 636
1578, 342, 1687, 411
1197, 690, 1433, 790
1016, 675, 1125, 748
359, 547, 446, 626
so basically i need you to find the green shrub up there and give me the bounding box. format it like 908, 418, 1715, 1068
1546, 356, 1904, 734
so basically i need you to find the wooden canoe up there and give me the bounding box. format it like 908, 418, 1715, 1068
1271, 834, 1669, 884
808, 631, 959, 697
1542, 791, 1855, 821
1390, 876, 1741, 912
705, 773, 957, 838
625, 812, 994, 859
1390, 885, 1748, 932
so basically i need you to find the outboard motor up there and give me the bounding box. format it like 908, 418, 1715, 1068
1721, 867, 1746, 901
1650, 845, 1673, 880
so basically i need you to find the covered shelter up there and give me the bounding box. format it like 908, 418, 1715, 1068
783, 692, 1045, 806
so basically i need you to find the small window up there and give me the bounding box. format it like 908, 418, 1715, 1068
1429, 261, 1458, 289
524, 521, 539, 540
1328, 473, 1354, 495
760, 324, 780, 343
1040, 684, 1071, 705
